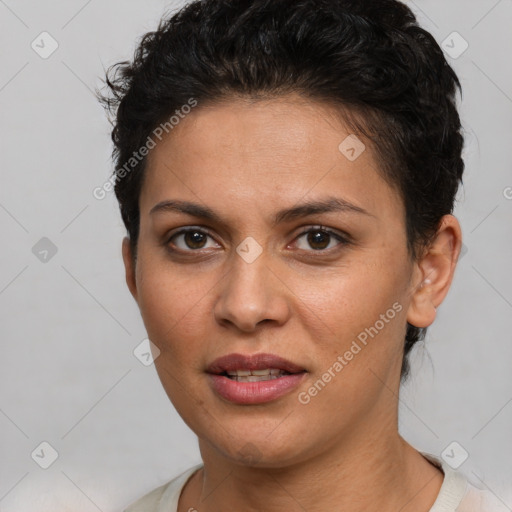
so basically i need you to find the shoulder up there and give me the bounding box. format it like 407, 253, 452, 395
123, 482, 169, 512
123, 463, 203, 512
421, 452, 509, 512
456, 482, 511, 512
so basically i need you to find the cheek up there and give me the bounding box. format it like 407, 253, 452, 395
292, 260, 406, 338
288, 258, 409, 392
135, 257, 214, 354
136, 262, 214, 413
293, 269, 407, 415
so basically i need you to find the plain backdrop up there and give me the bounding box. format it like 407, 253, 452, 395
0, 0, 511, 510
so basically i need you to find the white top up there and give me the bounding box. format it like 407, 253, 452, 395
124, 453, 509, 512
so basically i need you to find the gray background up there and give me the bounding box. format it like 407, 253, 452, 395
0, 0, 511, 510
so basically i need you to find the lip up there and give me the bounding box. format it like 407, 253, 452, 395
206, 352, 308, 405
206, 352, 307, 374
207, 373, 307, 404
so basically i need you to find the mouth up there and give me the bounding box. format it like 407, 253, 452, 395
220, 368, 305, 382
206, 352, 307, 377
206, 352, 308, 404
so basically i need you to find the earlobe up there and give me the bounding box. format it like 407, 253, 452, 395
406, 280, 437, 328
122, 237, 138, 303
406, 214, 462, 329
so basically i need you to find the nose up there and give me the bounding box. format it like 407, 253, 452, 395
213, 250, 291, 333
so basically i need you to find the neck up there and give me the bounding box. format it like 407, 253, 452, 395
179, 417, 443, 512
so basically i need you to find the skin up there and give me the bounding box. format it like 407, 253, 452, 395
122, 94, 462, 512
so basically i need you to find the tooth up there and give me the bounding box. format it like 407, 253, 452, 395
235, 375, 279, 382
224, 368, 293, 380
251, 369, 272, 376
227, 370, 251, 376
247, 375, 265, 382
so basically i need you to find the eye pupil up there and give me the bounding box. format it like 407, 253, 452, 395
307, 230, 330, 250
185, 230, 207, 249
171, 227, 341, 253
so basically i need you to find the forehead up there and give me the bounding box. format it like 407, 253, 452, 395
140, 95, 403, 221
147, 95, 364, 170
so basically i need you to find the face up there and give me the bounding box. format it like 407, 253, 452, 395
123, 95, 447, 467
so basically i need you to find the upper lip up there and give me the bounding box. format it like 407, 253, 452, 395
206, 353, 307, 374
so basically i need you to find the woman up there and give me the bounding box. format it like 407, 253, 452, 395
98, 1, 506, 510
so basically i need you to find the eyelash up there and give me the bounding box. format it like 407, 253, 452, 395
164, 225, 351, 255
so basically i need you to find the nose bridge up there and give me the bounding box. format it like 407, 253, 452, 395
213, 245, 289, 331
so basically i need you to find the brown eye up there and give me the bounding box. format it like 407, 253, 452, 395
306, 230, 331, 250
294, 227, 349, 252
167, 228, 218, 251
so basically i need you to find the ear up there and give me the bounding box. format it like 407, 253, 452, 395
406, 214, 463, 329
122, 236, 138, 304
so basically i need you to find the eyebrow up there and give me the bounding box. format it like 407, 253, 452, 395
149, 197, 373, 225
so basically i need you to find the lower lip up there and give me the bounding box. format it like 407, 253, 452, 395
207, 373, 307, 405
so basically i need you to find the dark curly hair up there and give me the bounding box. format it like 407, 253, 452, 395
97, 0, 464, 382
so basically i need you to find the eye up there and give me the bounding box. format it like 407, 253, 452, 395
166, 227, 220, 252
293, 226, 349, 252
